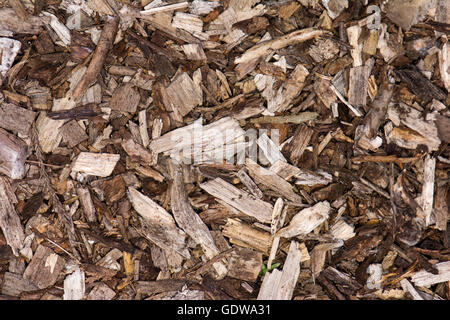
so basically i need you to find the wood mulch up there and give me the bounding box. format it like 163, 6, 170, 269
0, 0, 449, 300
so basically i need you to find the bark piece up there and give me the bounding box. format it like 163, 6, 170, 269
24, 83, 52, 110
0, 177, 25, 256
222, 218, 272, 254
282, 124, 313, 166
60, 120, 88, 148
227, 247, 262, 282
99, 175, 126, 204
136, 279, 193, 296
121, 136, 157, 166
0, 8, 43, 35
257, 241, 302, 300
0, 128, 28, 179
311, 242, 340, 277
128, 187, 190, 259
165, 72, 203, 117
87, 282, 116, 300
1, 272, 38, 297
23, 245, 65, 289
277, 201, 331, 238
200, 177, 273, 224
71, 152, 120, 177
396, 67, 446, 103
109, 83, 141, 113
356, 77, 393, 150
433, 185, 449, 231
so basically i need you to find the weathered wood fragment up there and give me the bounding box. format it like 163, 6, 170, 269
410, 261, 450, 287
76, 187, 97, 223
0, 38, 21, 77
235, 28, 328, 79
0, 177, 25, 256
165, 72, 203, 117
387, 103, 441, 151
246, 159, 303, 204
200, 177, 273, 223
0, 8, 43, 35
109, 83, 141, 113
87, 282, 116, 300
277, 201, 331, 238
282, 125, 313, 166
71, 152, 120, 177
72, 16, 119, 100
236, 168, 263, 199
418, 155, 436, 226
226, 247, 262, 282
63, 267, 85, 300
60, 120, 88, 148
170, 163, 227, 279
348, 66, 371, 107
222, 218, 272, 254
256, 132, 286, 165
128, 187, 190, 259
0, 128, 28, 179
172, 12, 203, 34
121, 136, 157, 166
257, 241, 302, 300
1, 272, 38, 297
23, 245, 65, 289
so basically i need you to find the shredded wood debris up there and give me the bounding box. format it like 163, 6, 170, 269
0, 0, 449, 301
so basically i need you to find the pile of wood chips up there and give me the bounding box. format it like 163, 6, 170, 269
0, 0, 449, 300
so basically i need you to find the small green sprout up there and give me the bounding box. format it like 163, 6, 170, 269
259, 262, 281, 277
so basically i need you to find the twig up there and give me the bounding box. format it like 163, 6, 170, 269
72, 16, 119, 100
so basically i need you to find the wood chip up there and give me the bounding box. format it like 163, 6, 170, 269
71, 152, 120, 177
257, 241, 302, 300
277, 201, 331, 238
200, 177, 273, 223
128, 187, 190, 259
23, 245, 65, 289
0, 177, 25, 256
